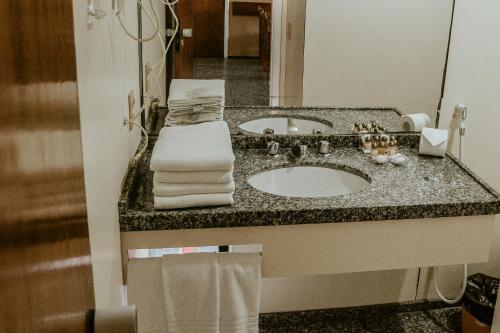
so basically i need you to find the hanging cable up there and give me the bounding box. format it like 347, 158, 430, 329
127, 119, 149, 167
433, 104, 468, 304
118, 0, 160, 42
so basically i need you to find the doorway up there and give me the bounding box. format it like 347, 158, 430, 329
172, 0, 273, 106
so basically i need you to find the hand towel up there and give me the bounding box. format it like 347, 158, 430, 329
127, 258, 168, 333
154, 193, 234, 210
168, 79, 225, 106
153, 181, 235, 197
150, 121, 234, 172
219, 253, 261, 333
161, 254, 220, 333
153, 169, 234, 184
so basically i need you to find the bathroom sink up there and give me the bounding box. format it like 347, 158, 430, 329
238, 117, 331, 135
247, 166, 369, 198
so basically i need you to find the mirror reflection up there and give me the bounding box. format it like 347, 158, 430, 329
144, 0, 454, 135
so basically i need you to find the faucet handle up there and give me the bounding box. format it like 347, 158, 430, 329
319, 141, 330, 154
267, 141, 279, 156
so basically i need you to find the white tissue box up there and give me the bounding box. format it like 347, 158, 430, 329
419, 127, 448, 157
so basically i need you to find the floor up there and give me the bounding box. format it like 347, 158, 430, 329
193, 57, 270, 106
259, 302, 461, 333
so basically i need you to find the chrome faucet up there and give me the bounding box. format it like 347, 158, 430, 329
291, 141, 307, 158
267, 141, 279, 156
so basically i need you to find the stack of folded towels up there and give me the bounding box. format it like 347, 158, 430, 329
150, 121, 235, 210
166, 79, 225, 126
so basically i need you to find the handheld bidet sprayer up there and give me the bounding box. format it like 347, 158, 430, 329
456, 104, 468, 161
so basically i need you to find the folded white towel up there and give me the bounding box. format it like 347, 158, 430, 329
153, 181, 235, 196
154, 192, 234, 209
154, 169, 234, 184
165, 109, 223, 126
150, 121, 234, 172
219, 253, 261, 333
168, 79, 225, 106
161, 254, 220, 333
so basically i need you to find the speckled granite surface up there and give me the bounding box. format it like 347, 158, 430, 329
119, 136, 500, 232
259, 301, 460, 333
146, 106, 406, 136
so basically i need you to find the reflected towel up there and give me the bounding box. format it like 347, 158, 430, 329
154, 192, 234, 210
150, 121, 234, 172
168, 79, 225, 106
153, 169, 234, 184
153, 181, 235, 197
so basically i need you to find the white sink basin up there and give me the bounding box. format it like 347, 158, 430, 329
238, 117, 331, 135
247, 166, 370, 198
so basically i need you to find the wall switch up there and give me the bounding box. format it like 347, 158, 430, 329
128, 90, 135, 131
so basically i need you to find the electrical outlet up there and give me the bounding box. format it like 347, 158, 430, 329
128, 90, 135, 131
144, 63, 153, 95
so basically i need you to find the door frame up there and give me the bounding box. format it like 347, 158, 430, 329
270, 0, 284, 106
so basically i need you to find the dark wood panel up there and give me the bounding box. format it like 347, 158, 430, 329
0, 1, 95, 332
193, 0, 225, 58
233, 2, 272, 16
175, 0, 194, 78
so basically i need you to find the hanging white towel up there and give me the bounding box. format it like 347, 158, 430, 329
154, 193, 234, 210
153, 169, 234, 184
219, 253, 261, 333
127, 258, 168, 333
150, 121, 235, 172
153, 181, 236, 197
161, 254, 220, 333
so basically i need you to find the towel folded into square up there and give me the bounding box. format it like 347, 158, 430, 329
153, 170, 234, 184
150, 121, 234, 172
153, 181, 235, 197
154, 193, 234, 210
168, 79, 225, 106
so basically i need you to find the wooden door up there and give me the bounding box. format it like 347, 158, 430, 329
193, 0, 225, 58
175, 0, 194, 78
0, 1, 95, 332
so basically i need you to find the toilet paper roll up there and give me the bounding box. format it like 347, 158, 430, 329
400, 113, 432, 132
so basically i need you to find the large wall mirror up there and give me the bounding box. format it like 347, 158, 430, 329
146, 0, 454, 134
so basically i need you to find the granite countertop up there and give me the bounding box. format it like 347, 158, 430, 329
146, 106, 406, 136
119, 137, 500, 232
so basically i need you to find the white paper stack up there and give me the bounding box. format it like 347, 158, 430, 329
166, 79, 225, 126
150, 121, 235, 209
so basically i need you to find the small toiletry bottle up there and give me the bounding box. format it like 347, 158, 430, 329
392, 137, 399, 153
352, 122, 360, 134
388, 140, 396, 156
370, 142, 379, 158
378, 142, 387, 155
362, 135, 372, 154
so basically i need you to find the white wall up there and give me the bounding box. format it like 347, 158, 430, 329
302, 0, 453, 121
141, 1, 167, 107
73, 1, 141, 308
435, 0, 500, 328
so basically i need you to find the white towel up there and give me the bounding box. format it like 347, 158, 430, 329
154, 193, 234, 210
128, 258, 168, 333
153, 181, 235, 197
165, 109, 223, 126
153, 170, 234, 184
219, 253, 261, 333
162, 254, 220, 333
150, 121, 235, 172
168, 79, 225, 106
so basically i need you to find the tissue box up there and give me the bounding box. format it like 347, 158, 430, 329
419, 127, 448, 157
